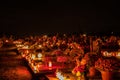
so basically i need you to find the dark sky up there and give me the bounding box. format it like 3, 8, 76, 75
0, 1, 120, 35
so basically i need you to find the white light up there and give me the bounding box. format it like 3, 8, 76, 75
56, 71, 64, 80
48, 61, 52, 67
38, 53, 42, 58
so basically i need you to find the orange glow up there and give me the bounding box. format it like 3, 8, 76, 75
22, 54, 25, 57
25, 50, 29, 53
5, 40, 8, 42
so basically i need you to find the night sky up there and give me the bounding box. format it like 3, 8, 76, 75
0, 1, 120, 35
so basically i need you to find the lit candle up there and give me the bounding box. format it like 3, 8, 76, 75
28, 59, 31, 64
31, 54, 35, 59
38, 45, 42, 48
116, 52, 120, 57
5, 40, 8, 42
37, 64, 40, 68
26, 50, 29, 53
48, 61, 52, 67
22, 54, 25, 57
31, 62, 34, 66
34, 66, 37, 70
33, 66, 38, 73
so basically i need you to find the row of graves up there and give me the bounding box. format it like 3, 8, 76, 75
10, 34, 120, 80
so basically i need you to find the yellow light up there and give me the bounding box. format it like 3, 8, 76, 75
76, 71, 81, 76
117, 52, 120, 57
34, 66, 37, 70
31, 54, 35, 59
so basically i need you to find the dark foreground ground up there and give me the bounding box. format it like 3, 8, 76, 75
0, 50, 32, 80
0, 47, 49, 80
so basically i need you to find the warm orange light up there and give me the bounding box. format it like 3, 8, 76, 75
22, 54, 25, 57
31, 63, 34, 67
5, 40, 8, 42
26, 50, 29, 53
33, 66, 38, 73
116, 52, 120, 57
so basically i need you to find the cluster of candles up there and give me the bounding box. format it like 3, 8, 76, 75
15, 43, 54, 73
102, 51, 120, 57
14, 39, 79, 79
